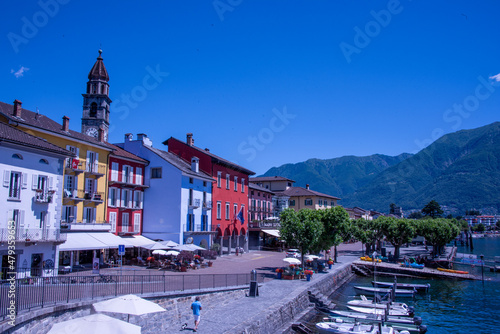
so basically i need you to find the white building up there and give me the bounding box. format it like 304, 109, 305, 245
0, 123, 73, 277
117, 134, 215, 249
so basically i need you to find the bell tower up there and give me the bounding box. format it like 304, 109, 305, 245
82, 49, 111, 141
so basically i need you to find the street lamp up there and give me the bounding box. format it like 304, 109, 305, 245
480, 254, 484, 285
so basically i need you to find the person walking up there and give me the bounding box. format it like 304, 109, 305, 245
191, 296, 202, 332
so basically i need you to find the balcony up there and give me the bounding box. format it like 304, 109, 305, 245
188, 198, 201, 209
34, 189, 54, 204
60, 221, 110, 231
65, 158, 85, 174
202, 201, 212, 210
83, 191, 104, 204
184, 223, 218, 234
108, 179, 149, 189
63, 189, 85, 203
248, 220, 281, 229
0, 228, 67, 242
83, 162, 106, 177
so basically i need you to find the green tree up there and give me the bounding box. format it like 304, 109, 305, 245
317, 206, 351, 262
390, 203, 397, 214
476, 223, 485, 232
417, 219, 460, 257
408, 211, 423, 219
421, 200, 444, 218
379, 217, 416, 260
353, 219, 384, 256
279, 208, 324, 266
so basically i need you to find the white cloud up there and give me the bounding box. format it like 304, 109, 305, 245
11, 66, 29, 78
489, 73, 500, 83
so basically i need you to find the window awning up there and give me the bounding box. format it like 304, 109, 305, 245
120, 235, 156, 247
58, 232, 134, 251
263, 229, 280, 238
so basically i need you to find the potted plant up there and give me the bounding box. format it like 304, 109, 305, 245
304, 270, 314, 281
275, 268, 284, 279
207, 261, 213, 267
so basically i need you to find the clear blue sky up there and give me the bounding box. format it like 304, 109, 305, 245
2, 1, 500, 175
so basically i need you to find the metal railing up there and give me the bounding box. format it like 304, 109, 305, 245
189, 198, 201, 208
0, 272, 263, 320
0, 228, 66, 242
82, 162, 106, 175
34, 190, 54, 203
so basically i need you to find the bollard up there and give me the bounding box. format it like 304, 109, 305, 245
248, 269, 259, 297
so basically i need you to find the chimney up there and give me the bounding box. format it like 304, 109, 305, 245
125, 133, 133, 142
62, 116, 70, 132
13, 100, 22, 117
306, 184, 310, 190
191, 157, 199, 173
98, 128, 105, 142
186, 133, 194, 146
137, 133, 152, 147
204, 148, 210, 152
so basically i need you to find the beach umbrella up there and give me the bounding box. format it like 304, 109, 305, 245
283, 258, 301, 265
152, 250, 168, 256
93, 294, 166, 322
165, 250, 180, 256
47, 314, 141, 334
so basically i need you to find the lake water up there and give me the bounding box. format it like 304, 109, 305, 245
325, 237, 500, 334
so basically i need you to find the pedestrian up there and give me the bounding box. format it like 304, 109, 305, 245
236, 247, 239, 256
191, 296, 202, 332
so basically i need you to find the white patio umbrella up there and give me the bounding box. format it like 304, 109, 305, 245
141, 240, 179, 250
175, 244, 206, 252
152, 250, 168, 256
93, 294, 166, 322
47, 313, 141, 334
165, 250, 180, 256
283, 257, 301, 265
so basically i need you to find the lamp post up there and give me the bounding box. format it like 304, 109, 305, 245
480, 254, 484, 285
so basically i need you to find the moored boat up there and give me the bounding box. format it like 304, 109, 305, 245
372, 281, 430, 292
324, 317, 428, 334
315, 321, 396, 334
437, 267, 469, 274
347, 299, 413, 313
354, 286, 416, 298
330, 310, 423, 325
347, 305, 411, 317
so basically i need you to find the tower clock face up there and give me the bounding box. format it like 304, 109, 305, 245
86, 127, 98, 138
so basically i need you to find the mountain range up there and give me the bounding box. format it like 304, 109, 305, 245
261, 122, 500, 215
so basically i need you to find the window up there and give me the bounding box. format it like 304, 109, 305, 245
319, 199, 323, 206
9, 209, 24, 230
201, 214, 208, 231
122, 165, 132, 183
108, 188, 118, 207
111, 162, 119, 181
86, 151, 98, 173
203, 181, 207, 187
12, 153, 23, 160
85, 178, 95, 197
189, 189, 194, 206
8, 171, 22, 199
225, 202, 230, 220
39, 211, 48, 229
133, 213, 141, 233
251, 199, 256, 210
83, 207, 96, 224
62, 206, 76, 223
217, 172, 221, 188
331, 201, 335, 206
109, 212, 117, 232
151, 167, 162, 179
189, 177, 193, 184
226, 174, 230, 189
133, 191, 143, 209
234, 203, 238, 216
290, 200, 296, 206
288, 182, 292, 187
305, 198, 313, 206
241, 179, 245, 193
90, 102, 97, 117
39, 159, 48, 164
121, 189, 132, 208
122, 212, 130, 232
187, 214, 194, 231
135, 167, 142, 185
234, 176, 238, 191
217, 201, 222, 219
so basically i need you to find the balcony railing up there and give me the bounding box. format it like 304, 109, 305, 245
0, 228, 66, 242
65, 158, 85, 173
34, 190, 54, 203
184, 223, 216, 233
83, 162, 106, 176
189, 198, 201, 208
83, 191, 104, 202
203, 201, 212, 210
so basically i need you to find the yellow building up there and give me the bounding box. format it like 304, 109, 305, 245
279, 184, 340, 211
0, 51, 113, 228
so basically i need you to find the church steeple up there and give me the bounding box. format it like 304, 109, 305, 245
82, 49, 111, 142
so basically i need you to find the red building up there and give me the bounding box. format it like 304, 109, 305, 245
164, 133, 255, 254
107, 144, 148, 236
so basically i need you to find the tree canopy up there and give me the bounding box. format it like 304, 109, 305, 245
422, 200, 444, 218
378, 217, 416, 260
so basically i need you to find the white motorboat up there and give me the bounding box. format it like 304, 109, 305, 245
354, 286, 415, 298
347, 299, 412, 314
315, 321, 396, 334
331, 310, 422, 326
347, 305, 411, 317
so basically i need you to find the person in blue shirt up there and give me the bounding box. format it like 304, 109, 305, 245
191, 296, 202, 332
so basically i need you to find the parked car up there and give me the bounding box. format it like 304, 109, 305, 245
286, 249, 301, 258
